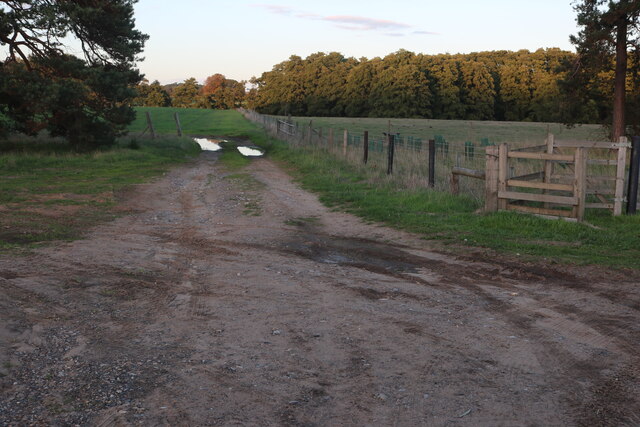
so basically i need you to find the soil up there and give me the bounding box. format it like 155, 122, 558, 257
1, 150, 639, 426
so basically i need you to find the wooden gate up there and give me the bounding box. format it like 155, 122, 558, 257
484, 136, 629, 222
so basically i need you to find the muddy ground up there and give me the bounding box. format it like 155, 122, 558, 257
1, 150, 639, 426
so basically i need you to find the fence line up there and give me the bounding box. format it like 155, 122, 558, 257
240, 109, 492, 199
240, 110, 626, 211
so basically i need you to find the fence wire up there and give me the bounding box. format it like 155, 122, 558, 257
240, 109, 507, 202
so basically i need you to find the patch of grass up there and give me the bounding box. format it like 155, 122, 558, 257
129, 108, 264, 138
0, 136, 200, 251
219, 142, 251, 170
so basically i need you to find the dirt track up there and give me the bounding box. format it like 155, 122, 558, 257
1, 149, 639, 426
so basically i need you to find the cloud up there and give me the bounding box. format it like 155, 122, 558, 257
252, 4, 293, 15
253, 4, 437, 37
413, 30, 440, 36
322, 15, 411, 32
295, 12, 321, 19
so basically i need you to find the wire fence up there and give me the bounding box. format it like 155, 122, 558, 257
241, 109, 493, 201
240, 109, 638, 217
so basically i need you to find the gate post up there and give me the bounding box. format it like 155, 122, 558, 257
498, 143, 508, 211
627, 136, 640, 214
484, 146, 499, 212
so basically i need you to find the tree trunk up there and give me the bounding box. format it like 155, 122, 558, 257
612, 18, 628, 141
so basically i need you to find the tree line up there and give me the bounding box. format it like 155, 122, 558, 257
133, 74, 245, 109
246, 48, 639, 128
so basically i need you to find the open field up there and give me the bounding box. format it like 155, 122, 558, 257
290, 116, 606, 146
129, 107, 258, 137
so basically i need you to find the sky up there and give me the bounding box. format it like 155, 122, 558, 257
133, 0, 580, 85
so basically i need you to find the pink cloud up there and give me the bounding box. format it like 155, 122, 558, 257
323, 15, 411, 31
253, 5, 438, 37
252, 4, 293, 15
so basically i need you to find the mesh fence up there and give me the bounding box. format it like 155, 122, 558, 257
240, 110, 623, 206
240, 109, 496, 201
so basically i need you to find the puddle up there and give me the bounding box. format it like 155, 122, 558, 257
237, 146, 265, 157
194, 138, 224, 151
283, 235, 421, 274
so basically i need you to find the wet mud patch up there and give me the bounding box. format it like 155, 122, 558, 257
281, 234, 425, 276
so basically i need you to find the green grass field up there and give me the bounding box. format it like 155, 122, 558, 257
289, 116, 606, 146
129, 107, 260, 137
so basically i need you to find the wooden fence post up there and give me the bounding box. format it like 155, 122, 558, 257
450, 173, 459, 195
174, 112, 183, 137
485, 146, 499, 212
498, 143, 509, 211
145, 111, 156, 139
543, 133, 555, 208
328, 128, 334, 150
363, 131, 369, 164
627, 136, 640, 214
428, 139, 436, 188
387, 134, 395, 175
614, 136, 628, 216
307, 120, 313, 145
343, 129, 348, 156
574, 147, 587, 222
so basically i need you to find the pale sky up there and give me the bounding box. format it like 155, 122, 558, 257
133, 0, 580, 84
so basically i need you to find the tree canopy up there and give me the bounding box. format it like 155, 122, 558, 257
249, 49, 581, 123
0, 0, 148, 147
570, 0, 640, 138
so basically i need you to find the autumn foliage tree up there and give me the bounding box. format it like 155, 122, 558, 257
201, 73, 245, 109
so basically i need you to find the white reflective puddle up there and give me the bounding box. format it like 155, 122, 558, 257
194, 138, 224, 151
237, 146, 265, 157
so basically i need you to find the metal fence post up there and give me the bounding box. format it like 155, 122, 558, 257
386, 133, 395, 175
428, 139, 435, 188
363, 131, 369, 164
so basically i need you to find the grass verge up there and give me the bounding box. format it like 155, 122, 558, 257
0, 136, 200, 251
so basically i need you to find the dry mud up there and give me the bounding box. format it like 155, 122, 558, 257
1, 150, 639, 426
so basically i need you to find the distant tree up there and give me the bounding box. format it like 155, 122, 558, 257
201, 74, 246, 109
369, 55, 431, 118
202, 73, 226, 97
458, 60, 495, 120
250, 49, 588, 123
171, 78, 203, 108
134, 80, 171, 107
343, 58, 377, 117
571, 0, 640, 139
0, 0, 148, 147
419, 54, 464, 120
